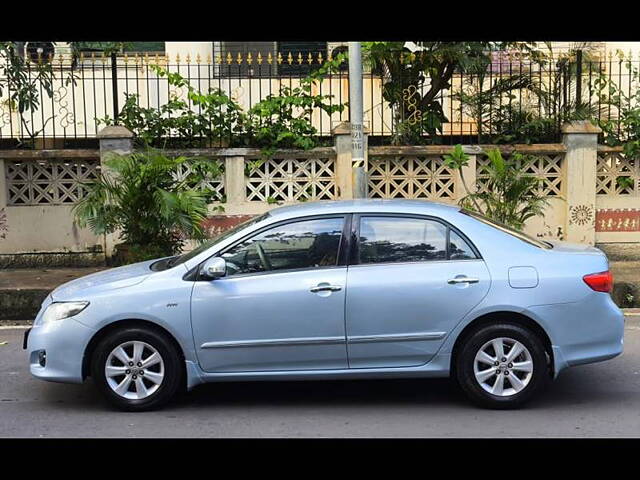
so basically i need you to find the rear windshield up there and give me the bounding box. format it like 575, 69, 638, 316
462, 210, 553, 249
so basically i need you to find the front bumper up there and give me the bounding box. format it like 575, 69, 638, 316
26, 315, 96, 384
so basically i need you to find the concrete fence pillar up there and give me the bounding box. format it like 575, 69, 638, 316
562, 121, 601, 245
224, 156, 246, 205
98, 125, 134, 157
0, 157, 7, 248
97, 125, 134, 259
456, 147, 480, 204
332, 121, 369, 199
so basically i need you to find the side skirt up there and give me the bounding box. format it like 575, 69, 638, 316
184, 353, 452, 390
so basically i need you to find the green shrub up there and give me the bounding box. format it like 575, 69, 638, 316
97, 55, 346, 156
73, 149, 223, 264
445, 145, 549, 229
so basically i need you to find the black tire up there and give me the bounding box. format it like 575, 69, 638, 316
91, 326, 184, 412
455, 323, 549, 409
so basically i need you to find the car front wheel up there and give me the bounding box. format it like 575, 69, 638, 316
91, 327, 184, 411
455, 323, 549, 409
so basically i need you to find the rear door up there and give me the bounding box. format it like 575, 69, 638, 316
345, 214, 491, 368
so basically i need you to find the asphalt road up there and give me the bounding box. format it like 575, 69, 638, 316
2, 318, 640, 438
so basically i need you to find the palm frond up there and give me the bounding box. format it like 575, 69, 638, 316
74, 150, 213, 257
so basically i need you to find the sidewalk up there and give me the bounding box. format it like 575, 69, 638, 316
0, 262, 638, 321
0, 267, 105, 321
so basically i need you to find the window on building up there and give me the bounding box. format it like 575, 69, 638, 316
73, 42, 165, 54
276, 41, 328, 76
216, 41, 328, 77
217, 41, 278, 77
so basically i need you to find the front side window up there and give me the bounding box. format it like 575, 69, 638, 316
165, 213, 270, 270
221, 217, 344, 276
358, 216, 477, 265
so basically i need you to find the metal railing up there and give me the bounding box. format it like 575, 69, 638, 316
1, 48, 638, 149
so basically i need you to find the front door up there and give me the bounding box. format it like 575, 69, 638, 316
345, 215, 491, 368
191, 216, 349, 373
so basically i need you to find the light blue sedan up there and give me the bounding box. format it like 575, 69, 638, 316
25, 200, 624, 410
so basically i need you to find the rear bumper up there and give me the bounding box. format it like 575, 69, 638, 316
528, 294, 624, 377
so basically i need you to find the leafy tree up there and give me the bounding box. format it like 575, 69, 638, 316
596, 51, 640, 161
456, 44, 609, 144
0, 42, 74, 146
362, 41, 541, 144
0, 41, 128, 148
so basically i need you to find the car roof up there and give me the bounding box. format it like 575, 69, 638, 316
266, 199, 460, 220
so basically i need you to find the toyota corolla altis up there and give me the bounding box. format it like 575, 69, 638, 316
25, 200, 624, 410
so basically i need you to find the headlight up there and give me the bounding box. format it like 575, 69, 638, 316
40, 301, 90, 324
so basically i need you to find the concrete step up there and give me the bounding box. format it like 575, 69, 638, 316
0, 263, 638, 321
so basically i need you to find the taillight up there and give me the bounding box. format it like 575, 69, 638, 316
583, 270, 613, 293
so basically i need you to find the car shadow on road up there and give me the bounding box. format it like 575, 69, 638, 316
34, 362, 628, 412
179, 377, 469, 409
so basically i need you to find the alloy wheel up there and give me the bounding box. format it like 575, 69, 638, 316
105, 341, 165, 400
473, 337, 533, 397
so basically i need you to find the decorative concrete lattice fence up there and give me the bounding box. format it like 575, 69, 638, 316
595, 146, 640, 242
245, 152, 338, 203
1, 121, 637, 266
6, 158, 101, 206
367, 153, 456, 201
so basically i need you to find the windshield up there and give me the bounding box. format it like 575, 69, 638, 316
462, 210, 552, 249
164, 213, 270, 269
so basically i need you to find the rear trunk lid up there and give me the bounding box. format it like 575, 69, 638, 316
545, 240, 607, 257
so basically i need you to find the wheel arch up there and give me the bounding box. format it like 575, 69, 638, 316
82, 318, 186, 380
450, 311, 554, 377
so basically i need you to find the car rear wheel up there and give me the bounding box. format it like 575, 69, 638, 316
455, 323, 549, 409
91, 327, 183, 411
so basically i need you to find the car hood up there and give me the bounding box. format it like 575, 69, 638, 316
50, 259, 157, 300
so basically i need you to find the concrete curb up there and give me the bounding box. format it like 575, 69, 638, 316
0, 288, 49, 321
612, 282, 640, 309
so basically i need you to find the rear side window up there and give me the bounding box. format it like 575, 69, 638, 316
449, 230, 476, 260
358, 216, 477, 265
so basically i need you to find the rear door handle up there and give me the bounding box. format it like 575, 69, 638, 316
447, 276, 480, 285
310, 284, 342, 293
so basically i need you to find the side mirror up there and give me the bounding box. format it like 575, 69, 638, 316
201, 257, 227, 279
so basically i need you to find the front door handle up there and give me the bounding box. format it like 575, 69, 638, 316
447, 276, 480, 285
310, 284, 342, 293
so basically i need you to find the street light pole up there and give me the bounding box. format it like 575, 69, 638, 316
348, 41, 367, 198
